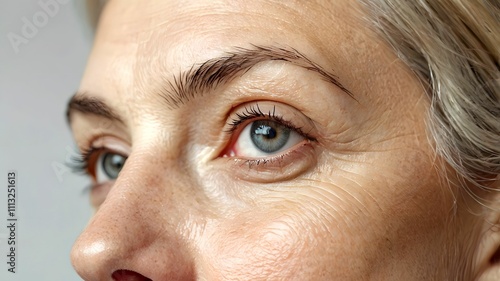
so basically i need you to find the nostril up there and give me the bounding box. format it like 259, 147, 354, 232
112, 270, 152, 281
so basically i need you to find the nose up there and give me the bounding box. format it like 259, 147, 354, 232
70, 155, 199, 280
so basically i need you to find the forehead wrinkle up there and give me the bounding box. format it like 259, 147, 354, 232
124, 0, 347, 47
96, 0, 362, 119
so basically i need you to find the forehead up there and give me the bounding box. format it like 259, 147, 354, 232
81, 0, 370, 100
96, 0, 363, 49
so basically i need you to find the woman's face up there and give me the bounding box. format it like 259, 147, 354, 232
69, 0, 479, 280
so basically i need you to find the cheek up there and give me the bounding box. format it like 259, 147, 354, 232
314, 147, 455, 276
200, 209, 327, 280
198, 188, 375, 280
197, 150, 454, 280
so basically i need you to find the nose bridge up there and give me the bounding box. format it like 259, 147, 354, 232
71, 152, 200, 280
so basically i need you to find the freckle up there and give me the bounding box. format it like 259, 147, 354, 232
385, 237, 393, 250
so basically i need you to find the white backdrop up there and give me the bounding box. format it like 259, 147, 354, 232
1, 0, 93, 280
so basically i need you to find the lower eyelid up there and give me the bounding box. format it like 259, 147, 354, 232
245, 139, 312, 163
217, 141, 317, 183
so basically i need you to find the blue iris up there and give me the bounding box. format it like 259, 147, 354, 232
250, 120, 290, 153
102, 153, 126, 179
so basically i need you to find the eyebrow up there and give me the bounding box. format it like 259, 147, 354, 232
161, 45, 352, 108
66, 95, 122, 124
66, 45, 352, 123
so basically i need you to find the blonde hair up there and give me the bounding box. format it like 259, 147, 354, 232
358, 0, 500, 198
85, 0, 500, 192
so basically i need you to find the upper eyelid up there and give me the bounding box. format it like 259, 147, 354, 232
86, 136, 131, 157
225, 104, 276, 132
225, 103, 317, 141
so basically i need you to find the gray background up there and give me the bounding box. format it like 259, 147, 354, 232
1, 0, 93, 280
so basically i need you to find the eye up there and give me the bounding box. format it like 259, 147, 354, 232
227, 119, 305, 158
69, 147, 127, 186
95, 152, 126, 183
219, 102, 318, 180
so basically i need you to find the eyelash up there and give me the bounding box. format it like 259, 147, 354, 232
225, 103, 316, 167
226, 104, 311, 137
67, 146, 99, 176
65, 146, 102, 193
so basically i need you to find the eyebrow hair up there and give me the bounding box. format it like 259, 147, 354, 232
66, 45, 352, 123
160, 45, 353, 109
66, 94, 122, 124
